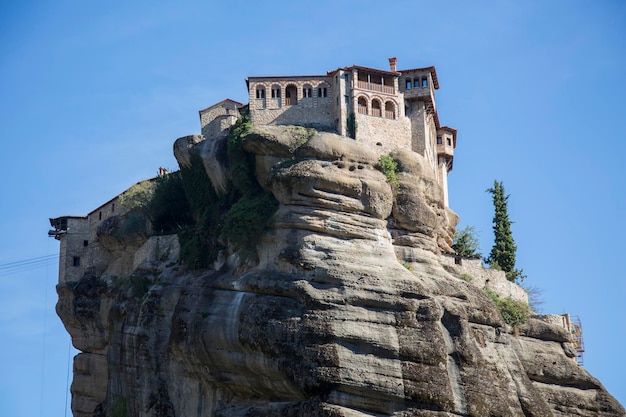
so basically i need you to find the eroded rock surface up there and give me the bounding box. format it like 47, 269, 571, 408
57, 127, 624, 417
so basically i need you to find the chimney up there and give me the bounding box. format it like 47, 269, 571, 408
389, 57, 397, 72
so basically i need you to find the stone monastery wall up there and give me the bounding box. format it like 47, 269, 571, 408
248, 77, 335, 131
354, 112, 411, 153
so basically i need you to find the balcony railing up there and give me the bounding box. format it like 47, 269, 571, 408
357, 80, 395, 94
357, 106, 368, 115
385, 110, 395, 120
371, 108, 382, 117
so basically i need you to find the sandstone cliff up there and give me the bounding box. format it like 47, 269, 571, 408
56, 125, 625, 417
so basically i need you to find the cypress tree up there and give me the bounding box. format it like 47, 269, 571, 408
485, 180, 519, 281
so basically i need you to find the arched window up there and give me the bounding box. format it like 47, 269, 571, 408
384, 101, 396, 119
317, 82, 330, 98
413, 78, 419, 89
371, 99, 382, 117
285, 84, 298, 105
357, 96, 368, 115
255, 85, 266, 99
303, 84, 313, 98
271, 84, 281, 99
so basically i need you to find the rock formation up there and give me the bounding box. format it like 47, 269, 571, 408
56, 125, 625, 416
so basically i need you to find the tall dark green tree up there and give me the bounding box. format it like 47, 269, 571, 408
485, 180, 520, 282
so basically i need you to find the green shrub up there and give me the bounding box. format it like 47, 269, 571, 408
222, 192, 278, 253
376, 155, 399, 189
484, 289, 530, 328
175, 114, 279, 269
453, 226, 481, 257
346, 113, 357, 139
149, 171, 192, 234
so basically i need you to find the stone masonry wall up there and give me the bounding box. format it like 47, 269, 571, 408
355, 112, 411, 154
200, 101, 241, 140
249, 78, 335, 130
58, 217, 89, 283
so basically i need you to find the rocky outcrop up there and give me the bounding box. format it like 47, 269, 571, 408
57, 126, 624, 417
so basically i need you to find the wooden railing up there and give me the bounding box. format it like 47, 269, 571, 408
385, 110, 395, 120
371, 108, 382, 117
357, 80, 394, 94
357, 106, 368, 115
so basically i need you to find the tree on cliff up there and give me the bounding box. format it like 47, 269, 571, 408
452, 226, 481, 257
485, 180, 523, 282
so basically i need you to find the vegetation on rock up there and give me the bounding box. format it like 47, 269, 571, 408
175, 114, 279, 268
376, 155, 399, 189
346, 112, 357, 139
452, 225, 481, 257
484, 288, 530, 328
149, 171, 192, 234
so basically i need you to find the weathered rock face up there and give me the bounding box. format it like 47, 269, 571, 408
57, 127, 625, 417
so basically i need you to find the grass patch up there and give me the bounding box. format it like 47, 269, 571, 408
400, 260, 413, 271
459, 273, 474, 282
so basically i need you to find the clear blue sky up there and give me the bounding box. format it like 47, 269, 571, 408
1, 1, 624, 415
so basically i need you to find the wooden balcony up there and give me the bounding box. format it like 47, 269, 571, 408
357, 80, 395, 95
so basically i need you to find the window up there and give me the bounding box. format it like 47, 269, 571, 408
357, 97, 368, 115
111, 203, 115, 212
437, 136, 442, 145
285, 85, 298, 105
72, 256, 81, 267
98, 211, 102, 220
413, 79, 419, 89
83, 240, 88, 247
371, 99, 382, 117
318, 87, 327, 97
271, 86, 281, 98
256, 86, 266, 99
446, 138, 452, 146
406, 79, 412, 90
384, 101, 396, 119
421, 77, 428, 87
344, 95, 349, 105
303, 87, 312, 98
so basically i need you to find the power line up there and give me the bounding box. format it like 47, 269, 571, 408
0, 254, 58, 277
0, 254, 57, 268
